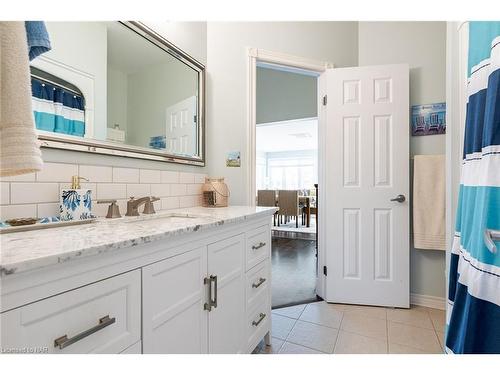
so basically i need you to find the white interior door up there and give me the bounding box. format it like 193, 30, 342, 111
165, 96, 197, 155
321, 64, 410, 308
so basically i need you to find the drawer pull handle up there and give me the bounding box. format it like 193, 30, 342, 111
204, 275, 218, 311
252, 242, 266, 250
252, 277, 266, 289
54, 315, 116, 350
252, 313, 266, 327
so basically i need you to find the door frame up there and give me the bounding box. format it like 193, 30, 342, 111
246, 47, 333, 298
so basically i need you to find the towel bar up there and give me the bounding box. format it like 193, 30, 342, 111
484, 229, 500, 254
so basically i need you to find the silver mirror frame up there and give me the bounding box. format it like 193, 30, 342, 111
37, 21, 206, 167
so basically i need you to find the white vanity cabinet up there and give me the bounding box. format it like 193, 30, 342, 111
0, 208, 274, 354
207, 234, 246, 353
142, 246, 208, 353
1, 270, 141, 354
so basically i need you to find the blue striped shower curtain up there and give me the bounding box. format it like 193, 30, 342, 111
446, 22, 500, 354
31, 77, 85, 137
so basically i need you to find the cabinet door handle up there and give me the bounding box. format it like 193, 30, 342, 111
252, 277, 266, 289
252, 242, 266, 250
212, 275, 218, 308
54, 315, 116, 350
204, 275, 218, 311
252, 313, 266, 327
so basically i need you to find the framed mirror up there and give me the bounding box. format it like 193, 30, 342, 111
31, 21, 205, 166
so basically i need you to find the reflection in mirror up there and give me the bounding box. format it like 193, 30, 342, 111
30, 22, 204, 164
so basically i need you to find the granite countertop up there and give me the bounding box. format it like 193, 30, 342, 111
0, 206, 276, 277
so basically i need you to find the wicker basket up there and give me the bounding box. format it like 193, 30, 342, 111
202, 177, 230, 207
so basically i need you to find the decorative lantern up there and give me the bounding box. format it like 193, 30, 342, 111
202, 177, 230, 207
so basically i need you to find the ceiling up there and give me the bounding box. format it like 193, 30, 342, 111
256, 118, 318, 153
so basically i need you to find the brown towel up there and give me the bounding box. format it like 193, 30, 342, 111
413, 155, 446, 250
0, 22, 43, 177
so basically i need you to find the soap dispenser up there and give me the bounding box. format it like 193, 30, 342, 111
59, 175, 93, 221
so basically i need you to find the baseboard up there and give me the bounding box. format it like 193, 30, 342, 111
410, 293, 446, 310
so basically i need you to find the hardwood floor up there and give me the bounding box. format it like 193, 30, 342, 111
271, 237, 319, 308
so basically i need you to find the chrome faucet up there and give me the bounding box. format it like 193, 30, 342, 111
126, 196, 160, 216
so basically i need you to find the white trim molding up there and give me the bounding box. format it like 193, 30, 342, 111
410, 293, 446, 310
246, 47, 332, 300
246, 47, 333, 206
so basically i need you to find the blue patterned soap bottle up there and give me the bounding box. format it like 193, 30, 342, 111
60, 175, 93, 221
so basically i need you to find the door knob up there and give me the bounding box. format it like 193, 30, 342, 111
390, 194, 406, 203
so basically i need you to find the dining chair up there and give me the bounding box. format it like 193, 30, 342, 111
257, 190, 278, 226
277, 190, 301, 228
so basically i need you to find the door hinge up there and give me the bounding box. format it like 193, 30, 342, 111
322, 95, 327, 106
323, 266, 327, 276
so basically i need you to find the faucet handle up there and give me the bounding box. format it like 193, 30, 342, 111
128, 196, 135, 201
97, 199, 121, 218
143, 197, 158, 215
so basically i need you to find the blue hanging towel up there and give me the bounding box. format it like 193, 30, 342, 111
446, 22, 500, 354
24, 21, 51, 61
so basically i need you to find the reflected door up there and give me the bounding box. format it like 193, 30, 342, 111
322, 64, 410, 307
165, 96, 198, 156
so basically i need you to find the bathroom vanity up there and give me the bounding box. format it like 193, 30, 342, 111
0, 206, 276, 354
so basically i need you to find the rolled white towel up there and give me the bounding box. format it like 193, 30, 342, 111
0, 21, 43, 177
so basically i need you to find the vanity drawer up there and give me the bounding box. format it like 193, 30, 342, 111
245, 225, 270, 271
246, 260, 270, 309
245, 295, 271, 352
0, 270, 141, 354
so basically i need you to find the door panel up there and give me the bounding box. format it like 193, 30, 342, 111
323, 64, 409, 308
207, 234, 245, 353
165, 96, 197, 155
142, 247, 208, 353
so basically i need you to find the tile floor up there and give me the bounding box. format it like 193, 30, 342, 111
255, 301, 446, 354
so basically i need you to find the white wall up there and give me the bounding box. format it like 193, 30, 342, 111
143, 22, 207, 65
256, 67, 317, 124
107, 67, 128, 135
358, 21, 447, 299
206, 22, 359, 204
126, 62, 198, 148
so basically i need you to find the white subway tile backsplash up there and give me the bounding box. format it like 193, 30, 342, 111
36, 163, 78, 182
161, 196, 180, 210
140, 169, 161, 183
93, 200, 111, 217
161, 170, 179, 183
186, 184, 202, 196
37, 202, 60, 218
179, 172, 195, 183
127, 184, 151, 198
0, 204, 37, 220
170, 184, 187, 196
0, 172, 36, 182
1, 182, 10, 205
179, 195, 200, 208
97, 184, 127, 200
151, 184, 170, 197
60, 183, 97, 192
11, 182, 59, 204
79, 165, 113, 183
113, 167, 139, 183
194, 173, 207, 184
3, 164, 204, 219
